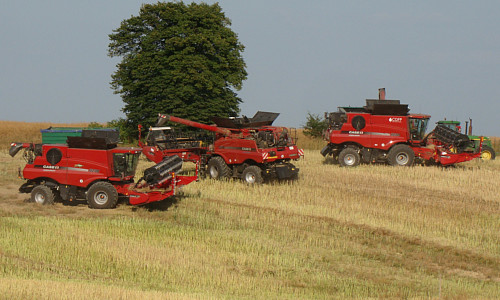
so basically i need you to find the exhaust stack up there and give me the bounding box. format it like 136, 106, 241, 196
378, 88, 386, 100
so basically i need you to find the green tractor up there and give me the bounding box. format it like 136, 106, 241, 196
437, 119, 496, 160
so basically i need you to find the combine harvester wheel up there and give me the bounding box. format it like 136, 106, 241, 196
31, 185, 55, 205
388, 144, 415, 166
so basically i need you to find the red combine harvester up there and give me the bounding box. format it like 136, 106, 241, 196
321, 88, 482, 167
9, 136, 197, 208
139, 112, 303, 184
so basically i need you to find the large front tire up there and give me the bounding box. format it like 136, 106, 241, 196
387, 144, 415, 166
87, 182, 118, 209
338, 147, 360, 167
207, 156, 231, 179
242, 165, 263, 184
480, 145, 496, 160
30, 185, 55, 205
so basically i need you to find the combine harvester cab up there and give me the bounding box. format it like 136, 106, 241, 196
141, 111, 304, 184
321, 88, 483, 167
9, 136, 197, 208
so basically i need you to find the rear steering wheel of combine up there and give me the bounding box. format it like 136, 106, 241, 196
338, 147, 361, 167
480, 146, 496, 160
388, 144, 415, 166
242, 165, 263, 184
30, 185, 55, 205
87, 182, 118, 209
207, 156, 231, 180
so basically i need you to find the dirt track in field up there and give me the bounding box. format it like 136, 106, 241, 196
0, 183, 30, 215
0, 182, 145, 218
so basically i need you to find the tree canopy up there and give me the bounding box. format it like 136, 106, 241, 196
108, 2, 247, 136
303, 112, 327, 138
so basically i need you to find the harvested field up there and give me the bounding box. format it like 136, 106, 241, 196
0, 122, 499, 299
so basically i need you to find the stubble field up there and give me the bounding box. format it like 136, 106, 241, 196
0, 121, 499, 299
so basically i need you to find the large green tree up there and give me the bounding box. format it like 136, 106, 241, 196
108, 2, 247, 136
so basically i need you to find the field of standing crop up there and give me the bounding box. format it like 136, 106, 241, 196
0, 121, 499, 299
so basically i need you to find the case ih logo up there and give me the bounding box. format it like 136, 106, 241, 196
42, 165, 60, 170
389, 117, 403, 123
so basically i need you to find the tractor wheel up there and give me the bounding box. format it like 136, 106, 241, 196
480, 146, 496, 160
87, 182, 118, 209
242, 165, 264, 184
30, 185, 55, 205
388, 144, 415, 166
207, 156, 231, 180
338, 147, 360, 167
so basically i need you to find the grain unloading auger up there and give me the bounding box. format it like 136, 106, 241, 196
10, 136, 197, 208
140, 112, 304, 184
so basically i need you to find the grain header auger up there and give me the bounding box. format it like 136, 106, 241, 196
9, 136, 197, 208
140, 112, 304, 184
321, 88, 483, 167
436, 119, 496, 160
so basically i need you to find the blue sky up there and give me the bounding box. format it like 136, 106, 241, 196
1, 1, 499, 136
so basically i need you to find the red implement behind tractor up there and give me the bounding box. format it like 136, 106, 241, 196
139, 112, 303, 184
10, 136, 197, 208
321, 88, 482, 167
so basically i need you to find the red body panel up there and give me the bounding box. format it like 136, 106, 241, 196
214, 137, 301, 164
327, 114, 421, 151
215, 137, 261, 164
22, 144, 141, 188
